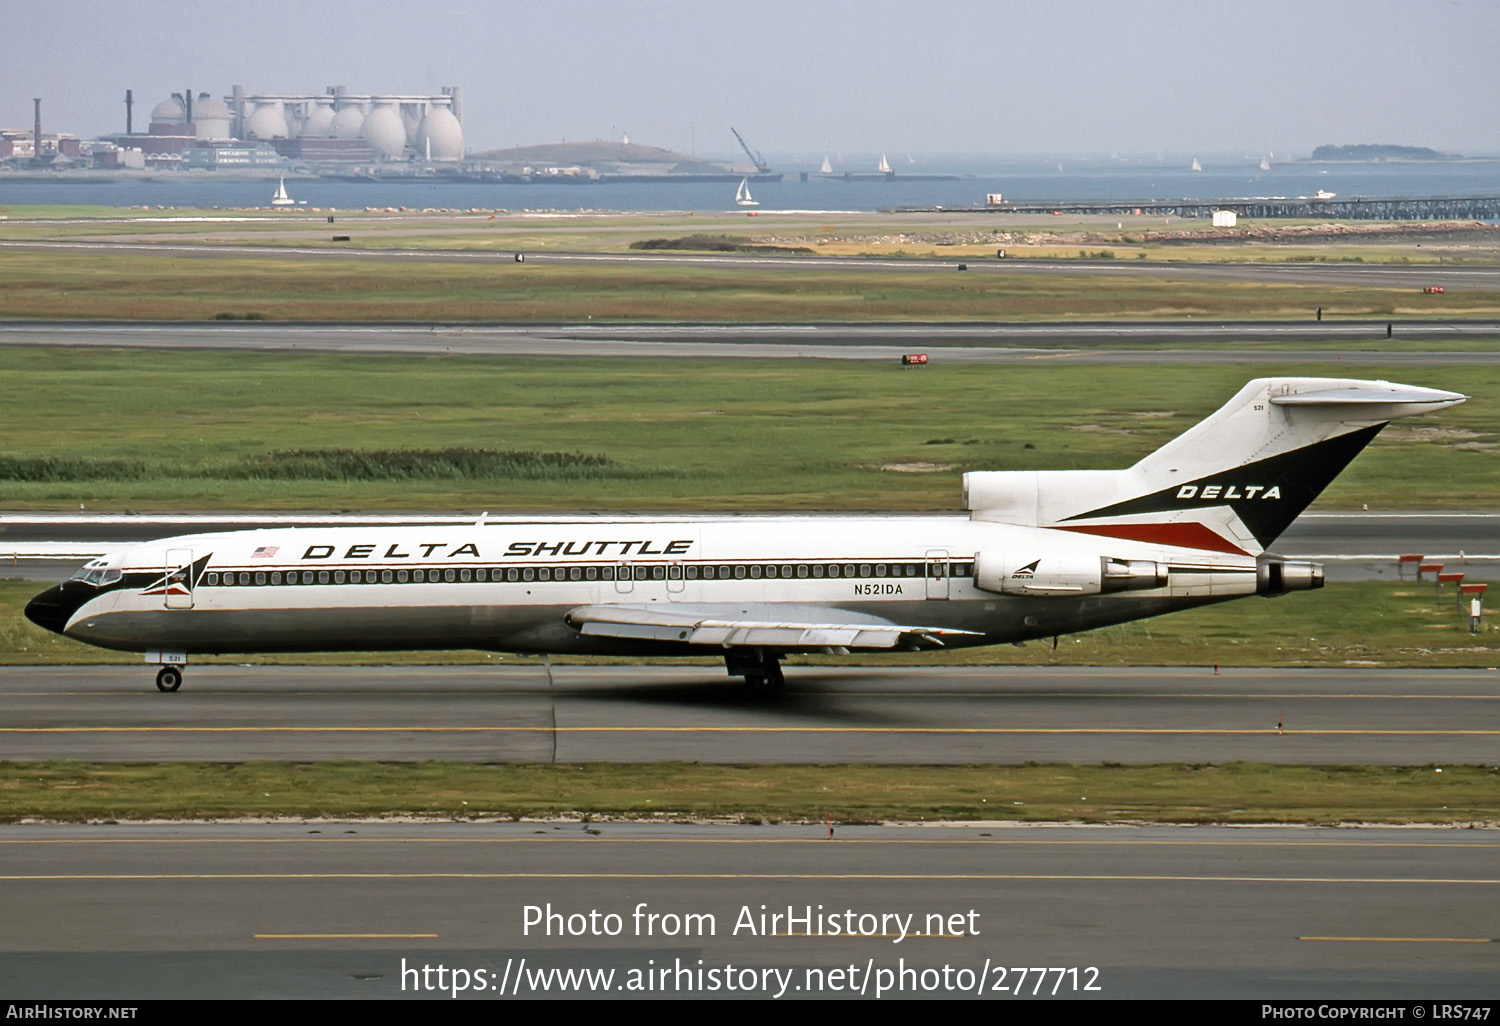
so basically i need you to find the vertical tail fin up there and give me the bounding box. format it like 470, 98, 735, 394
964, 378, 1466, 554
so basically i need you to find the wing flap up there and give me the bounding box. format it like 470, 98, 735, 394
567, 605, 978, 650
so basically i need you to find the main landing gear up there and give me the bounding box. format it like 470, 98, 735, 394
725, 650, 784, 696
155, 665, 183, 692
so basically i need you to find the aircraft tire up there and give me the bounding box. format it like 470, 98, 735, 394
156, 666, 183, 693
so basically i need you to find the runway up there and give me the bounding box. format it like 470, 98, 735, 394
1, 319, 1497, 364
3, 665, 1496, 765
0, 821, 1495, 999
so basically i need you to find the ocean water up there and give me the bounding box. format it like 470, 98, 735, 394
0, 158, 1496, 214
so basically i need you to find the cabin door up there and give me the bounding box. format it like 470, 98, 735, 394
925, 549, 950, 600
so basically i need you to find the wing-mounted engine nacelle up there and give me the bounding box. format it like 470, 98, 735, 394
1256, 555, 1324, 596
974, 552, 1169, 597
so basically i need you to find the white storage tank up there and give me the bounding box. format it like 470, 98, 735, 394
150, 95, 186, 124
245, 101, 288, 140
416, 106, 463, 160
300, 98, 336, 138
1212, 210, 1238, 228
329, 105, 365, 139
192, 93, 233, 140
361, 103, 406, 159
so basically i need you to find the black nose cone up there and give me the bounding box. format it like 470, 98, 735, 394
25, 584, 77, 636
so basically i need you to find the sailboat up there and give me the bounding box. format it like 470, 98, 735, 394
820, 155, 833, 174
878, 153, 893, 174
271, 177, 296, 207
735, 178, 759, 207
1259, 154, 1271, 171
1190, 157, 1202, 172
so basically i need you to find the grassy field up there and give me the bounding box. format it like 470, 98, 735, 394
2, 579, 1493, 668
0, 350, 1489, 511
4, 248, 1500, 321
4, 205, 1497, 263
0, 761, 1493, 824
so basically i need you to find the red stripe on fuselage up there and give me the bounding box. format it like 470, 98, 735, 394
1052, 521, 1249, 555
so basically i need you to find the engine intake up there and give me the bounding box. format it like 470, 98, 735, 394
1257, 555, 1324, 595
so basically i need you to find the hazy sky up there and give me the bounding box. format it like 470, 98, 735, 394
5, 0, 1498, 160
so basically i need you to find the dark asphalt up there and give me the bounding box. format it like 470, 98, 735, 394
2, 665, 1496, 765
1, 822, 1495, 999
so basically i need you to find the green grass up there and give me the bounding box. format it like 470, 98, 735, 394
4, 249, 1500, 321
0, 761, 1493, 824
2, 580, 1492, 668
0, 350, 1490, 511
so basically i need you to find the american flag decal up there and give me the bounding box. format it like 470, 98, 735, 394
252, 546, 279, 559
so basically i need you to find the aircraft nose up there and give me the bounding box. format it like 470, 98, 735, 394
25, 584, 77, 636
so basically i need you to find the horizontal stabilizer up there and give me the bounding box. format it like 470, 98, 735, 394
565, 604, 979, 650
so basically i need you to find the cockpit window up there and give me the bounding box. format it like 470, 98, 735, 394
70, 559, 122, 587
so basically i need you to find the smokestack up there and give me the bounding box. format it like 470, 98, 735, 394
125, 89, 133, 134
184, 87, 192, 125
33, 99, 41, 158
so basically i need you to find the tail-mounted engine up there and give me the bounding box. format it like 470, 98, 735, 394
974, 552, 1169, 597
1256, 555, 1324, 595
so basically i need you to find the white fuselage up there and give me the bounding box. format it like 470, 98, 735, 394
51, 515, 1261, 657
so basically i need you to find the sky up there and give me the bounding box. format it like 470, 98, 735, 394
4, 0, 1498, 161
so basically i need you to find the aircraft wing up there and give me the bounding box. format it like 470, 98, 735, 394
565, 604, 981, 650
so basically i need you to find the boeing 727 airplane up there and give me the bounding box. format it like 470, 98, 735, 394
25, 377, 1465, 693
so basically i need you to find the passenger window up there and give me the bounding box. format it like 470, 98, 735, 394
381, 570, 393, 583
461, 569, 472, 582
318, 571, 330, 585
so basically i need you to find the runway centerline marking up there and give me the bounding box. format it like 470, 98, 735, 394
4, 873, 1498, 884
4, 726, 1498, 736
1298, 936, 1495, 944
253, 933, 438, 940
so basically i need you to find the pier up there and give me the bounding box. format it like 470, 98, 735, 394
889, 195, 1500, 220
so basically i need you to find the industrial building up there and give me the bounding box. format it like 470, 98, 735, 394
104, 85, 464, 167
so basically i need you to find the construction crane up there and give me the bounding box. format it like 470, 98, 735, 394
730, 127, 771, 174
